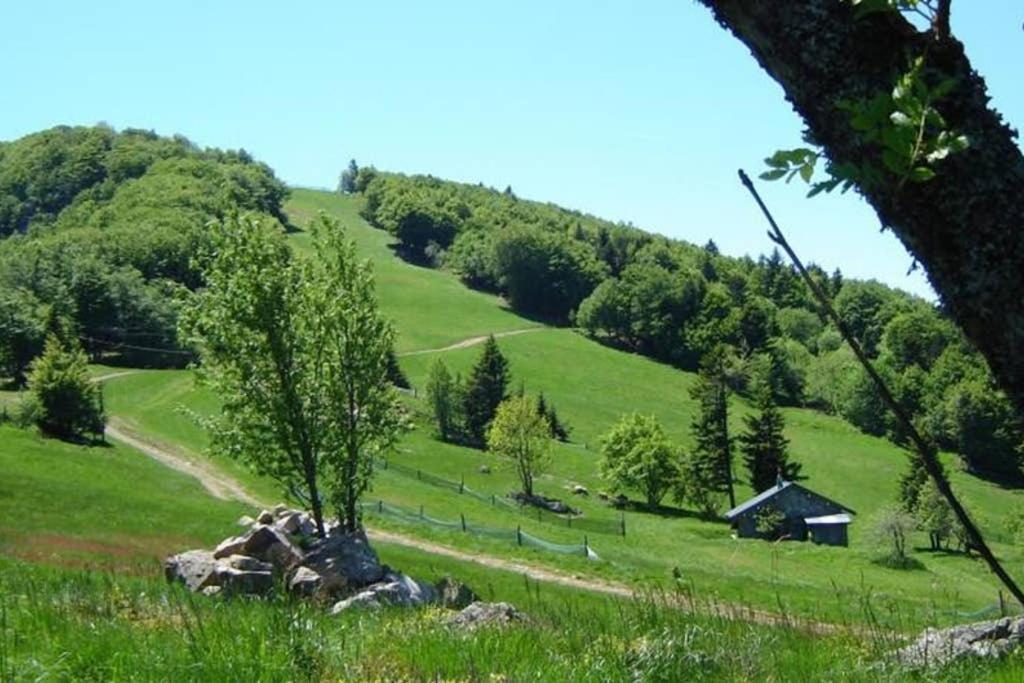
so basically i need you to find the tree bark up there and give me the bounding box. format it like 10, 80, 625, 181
698, 0, 1024, 414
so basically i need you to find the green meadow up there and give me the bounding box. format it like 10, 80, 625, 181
89, 189, 1024, 631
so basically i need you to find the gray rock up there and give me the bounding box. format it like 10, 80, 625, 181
571, 484, 589, 497
288, 566, 322, 596
201, 585, 222, 597
215, 566, 274, 595
446, 602, 526, 630
330, 571, 435, 613
224, 554, 273, 573
898, 616, 1024, 668
478, 464, 491, 474
272, 503, 288, 518
304, 529, 384, 595
275, 511, 303, 535
236, 514, 256, 527
213, 525, 303, 571
257, 509, 274, 525
436, 576, 478, 609
164, 550, 219, 591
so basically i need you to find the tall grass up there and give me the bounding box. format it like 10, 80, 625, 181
2, 558, 1023, 681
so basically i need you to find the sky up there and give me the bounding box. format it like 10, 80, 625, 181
3, 1, 1021, 300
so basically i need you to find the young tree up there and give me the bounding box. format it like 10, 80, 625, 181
181, 214, 402, 536
537, 391, 570, 442
463, 336, 510, 446
871, 506, 917, 569
487, 395, 551, 498
914, 482, 955, 552
600, 413, 678, 508
426, 357, 457, 441
689, 348, 736, 508
338, 159, 359, 194
0, 290, 47, 387
26, 334, 105, 441
739, 381, 801, 493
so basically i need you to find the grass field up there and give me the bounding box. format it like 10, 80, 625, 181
88, 189, 1024, 632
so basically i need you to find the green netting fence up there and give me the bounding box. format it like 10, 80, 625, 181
360, 499, 598, 559
375, 457, 625, 536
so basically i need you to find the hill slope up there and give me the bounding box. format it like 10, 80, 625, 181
98, 188, 1024, 628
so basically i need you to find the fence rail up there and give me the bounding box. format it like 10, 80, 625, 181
375, 457, 625, 536
360, 499, 597, 559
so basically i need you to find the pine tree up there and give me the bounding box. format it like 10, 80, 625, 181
426, 358, 456, 441
740, 381, 800, 493
463, 336, 510, 447
899, 452, 932, 512
536, 391, 570, 442
385, 347, 410, 389
688, 347, 736, 508
27, 334, 105, 441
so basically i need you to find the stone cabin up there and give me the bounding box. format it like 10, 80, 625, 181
724, 479, 855, 547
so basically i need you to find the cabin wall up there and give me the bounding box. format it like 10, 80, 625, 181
733, 486, 848, 542
809, 523, 848, 547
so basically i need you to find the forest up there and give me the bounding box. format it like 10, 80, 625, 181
355, 168, 1022, 484
0, 125, 289, 378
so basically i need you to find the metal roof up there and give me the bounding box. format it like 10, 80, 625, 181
724, 480, 795, 519
804, 513, 853, 525
723, 480, 855, 520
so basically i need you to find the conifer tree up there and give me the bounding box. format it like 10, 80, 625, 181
463, 336, 510, 446
740, 381, 800, 493
27, 334, 105, 441
688, 347, 736, 508
426, 357, 456, 441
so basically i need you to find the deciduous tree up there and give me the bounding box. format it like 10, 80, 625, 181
487, 395, 551, 498
600, 413, 678, 508
181, 214, 402, 536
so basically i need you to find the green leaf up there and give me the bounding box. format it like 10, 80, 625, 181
759, 169, 788, 181
799, 162, 814, 183
889, 111, 913, 127
909, 166, 936, 182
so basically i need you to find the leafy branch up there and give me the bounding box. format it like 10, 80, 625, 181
760, 56, 968, 196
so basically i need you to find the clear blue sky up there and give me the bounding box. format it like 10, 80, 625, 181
3, 1, 1021, 299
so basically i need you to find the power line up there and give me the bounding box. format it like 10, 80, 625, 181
78, 335, 194, 357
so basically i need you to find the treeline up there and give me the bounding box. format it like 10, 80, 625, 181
0, 125, 289, 382
355, 170, 1022, 482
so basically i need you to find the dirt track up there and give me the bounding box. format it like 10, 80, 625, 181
397, 327, 545, 357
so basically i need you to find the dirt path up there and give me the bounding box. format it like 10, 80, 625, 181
105, 417, 264, 508
397, 327, 545, 357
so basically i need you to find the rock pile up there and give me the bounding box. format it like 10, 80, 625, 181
164, 505, 516, 623
898, 616, 1024, 668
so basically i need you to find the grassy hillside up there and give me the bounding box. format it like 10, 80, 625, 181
284, 188, 538, 352
95, 189, 1024, 629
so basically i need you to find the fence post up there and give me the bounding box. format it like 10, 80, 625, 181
460, 475, 464, 494
1000, 591, 1006, 617
583, 535, 589, 557
378, 499, 383, 514
620, 511, 626, 537
417, 469, 422, 481
419, 504, 424, 519
537, 507, 541, 522
517, 525, 522, 546
461, 513, 467, 532
491, 494, 495, 506
567, 516, 572, 529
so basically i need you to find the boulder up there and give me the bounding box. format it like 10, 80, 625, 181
201, 585, 222, 597
898, 617, 1024, 668
257, 509, 274, 525
213, 525, 303, 571
478, 464, 491, 474
275, 511, 314, 537
288, 566, 323, 597
330, 571, 435, 613
446, 602, 526, 631
304, 529, 384, 595
236, 514, 256, 527
164, 550, 219, 591
272, 503, 288, 518
224, 554, 273, 573
215, 566, 274, 595
436, 576, 478, 610
570, 484, 589, 497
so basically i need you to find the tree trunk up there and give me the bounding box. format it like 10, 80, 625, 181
304, 459, 326, 538
698, 0, 1024, 414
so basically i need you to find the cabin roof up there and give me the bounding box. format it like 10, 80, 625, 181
804, 513, 853, 525
723, 480, 855, 520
